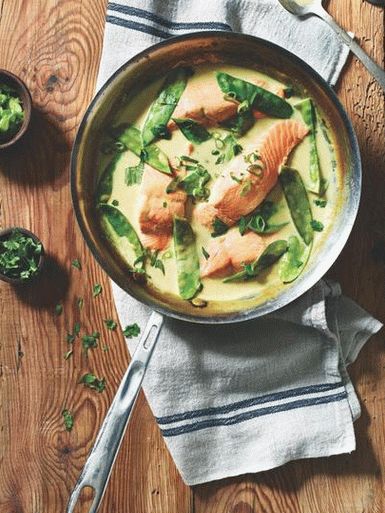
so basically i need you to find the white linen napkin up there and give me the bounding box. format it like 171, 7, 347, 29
95, 0, 382, 485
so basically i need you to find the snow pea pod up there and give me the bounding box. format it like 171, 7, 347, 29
295, 99, 322, 194
278, 235, 311, 283
96, 153, 120, 203
173, 216, 201, 300
216, 72, 293, 119
98, 204, 145, 271
142, 67, 191, 146
172, 117, 212, 144
223, 239, 287, 283
279, 166, 314, 246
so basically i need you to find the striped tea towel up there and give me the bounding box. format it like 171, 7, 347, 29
96, 0, 382, 485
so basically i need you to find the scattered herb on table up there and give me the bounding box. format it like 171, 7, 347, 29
82, 332, 100, 354
79, 373, 106, 393
93, 283, 102, 297
62, 409, 74, 432
66, 322, 81, 344
0, 229, 42, 281
0, 84, 24, 141
77, 297, 84, 310
64, 349, 73, 360
71, 258, 81, 270
104, 319, 117, 331
123, 323, 141, 338
55, 303, 63, 316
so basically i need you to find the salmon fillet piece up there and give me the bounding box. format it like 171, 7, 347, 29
201, 229, 274, 278
137, 165, 186, 251
195, 120, 308, 230
168, 75, 273, 130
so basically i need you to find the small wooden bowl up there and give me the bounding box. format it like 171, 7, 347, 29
0, 227, 45, 284
0, 69, 32, 149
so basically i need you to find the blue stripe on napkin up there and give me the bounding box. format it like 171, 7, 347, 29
106, 2, 232, 38
160, 390, 348, 437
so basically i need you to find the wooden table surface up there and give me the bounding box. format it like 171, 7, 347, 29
0, 1, 384, 512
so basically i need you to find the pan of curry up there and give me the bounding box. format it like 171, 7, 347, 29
68, 32, 361, 512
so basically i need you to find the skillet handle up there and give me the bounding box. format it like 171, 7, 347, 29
66, 310, 164, 513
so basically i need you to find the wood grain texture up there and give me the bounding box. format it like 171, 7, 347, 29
0, 1, 383, 513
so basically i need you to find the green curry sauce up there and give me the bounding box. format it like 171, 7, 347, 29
96, 64, 341, 309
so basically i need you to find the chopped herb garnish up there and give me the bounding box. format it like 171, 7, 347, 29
112, 199, 119, 206
314, 198, 327, 208
79, 373, 106, 393
66, 321, 81, 344
66, 333, 76, 344
0, 229, 42, 281
71, 259, 81, 270
311, 220, 324, 232
169, 156, 211, 201
93, 284, 102, 297
64, 349, 73, 360
239, 200, 288, 236
125, 160, 144, 186
74, 322, 81, 336
62, 409, 74, 432
0, 84, 25, 141
77, 297, 84, 310
82, 332, 100, 353
104, 319, 117, 331
202, 247, 210, 260
213, 134, 243, 165
55, 303, 63, 316
240, 178, 252, 197
211, 217, 229, 237
123, 323, 141, 338
162, 201, 168, 208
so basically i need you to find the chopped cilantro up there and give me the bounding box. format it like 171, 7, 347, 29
82, 332, 100, 353
314, 199, 327, 208
93, 284, 102, 297
62, 409, 74, 432
55, 303, 63, 316
123, 323, 140, 338
0, 229, 42, 281
104, 319, 117, 331
71, 258, 81, 270
311, 220, 324, 232
79, 373, 106, 393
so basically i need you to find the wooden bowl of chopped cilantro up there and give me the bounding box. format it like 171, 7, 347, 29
0, 70, 31, 149
0, 228, 44, 284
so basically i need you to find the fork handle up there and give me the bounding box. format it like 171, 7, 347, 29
315, 6, 385, 90
66, 310, 164, 513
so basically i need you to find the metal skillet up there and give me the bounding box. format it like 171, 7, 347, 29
67, 32, 361, 513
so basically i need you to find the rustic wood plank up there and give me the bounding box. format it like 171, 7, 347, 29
0, 1, 191, 513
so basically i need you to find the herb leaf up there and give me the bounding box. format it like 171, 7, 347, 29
77, 297, 84, 310
62, 409, 74, 432
71, 259, 81, 270
125, 160, 144, 186
55, 303, 63, 316
311, 219, 324, 232
211, 217, 229, 237
93, 284, 102, 297
239, 200, 288, 236
314, 199, 327, 208
80, 373, 106, 393
123, 323, 141, 338
104, 319, 117, 331
82, 332, 100, 353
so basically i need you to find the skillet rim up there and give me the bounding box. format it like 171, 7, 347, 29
71, 30, 361, 325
